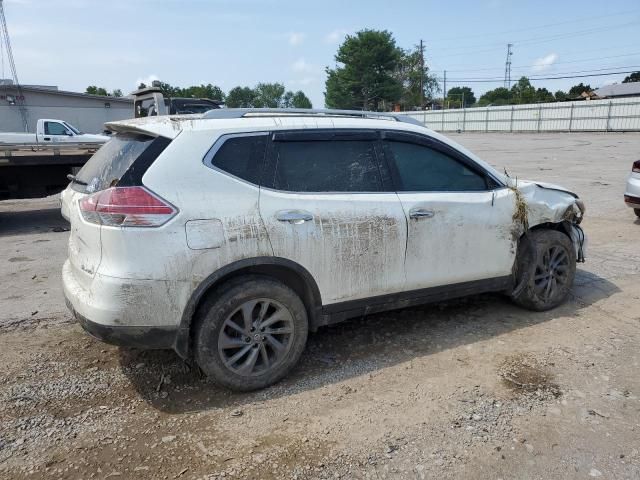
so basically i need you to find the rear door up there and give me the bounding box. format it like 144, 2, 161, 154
382, 131, 515, 290
259, 130, 407, 305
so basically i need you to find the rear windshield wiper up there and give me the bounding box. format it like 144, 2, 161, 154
67, 174, 88, 186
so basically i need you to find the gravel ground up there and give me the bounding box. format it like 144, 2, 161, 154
0, 132, 639, 480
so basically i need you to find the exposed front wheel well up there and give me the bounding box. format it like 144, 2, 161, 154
527, 221, 572, 239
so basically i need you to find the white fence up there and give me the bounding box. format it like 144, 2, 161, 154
404, 97, 640, 132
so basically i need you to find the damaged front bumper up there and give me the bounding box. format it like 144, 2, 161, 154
568, 222, 587, 263
509, 179, 587, 262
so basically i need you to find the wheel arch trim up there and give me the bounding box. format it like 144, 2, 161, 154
173, 256, 322, 359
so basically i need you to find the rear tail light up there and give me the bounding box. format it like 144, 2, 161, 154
79, 186, 176, 227
633, 160, 640, 173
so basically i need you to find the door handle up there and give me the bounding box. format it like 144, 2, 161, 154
276, 210, 314, 224
409, 208, 435, 219
44, 137, 51, 141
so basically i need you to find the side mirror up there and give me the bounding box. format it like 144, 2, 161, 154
66, 131, 74, 136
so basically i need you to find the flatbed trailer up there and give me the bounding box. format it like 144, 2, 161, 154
0, 143, 102, 199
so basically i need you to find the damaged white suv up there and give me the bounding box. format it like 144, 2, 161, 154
61, 109, 586, 391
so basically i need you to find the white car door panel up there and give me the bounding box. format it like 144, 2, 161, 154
383, 135, 516, 291
259, 131, 407, 305
398, 189, 516, 290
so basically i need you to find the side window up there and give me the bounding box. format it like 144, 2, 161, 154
385, 141, 488, 192
206, 134, 267, 185
45, 122, 69, 136
269, 140, 382, 192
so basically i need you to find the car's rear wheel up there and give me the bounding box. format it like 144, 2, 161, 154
511, 229, 576, 311
194, 276, 308, 391
634, 208, 640, 218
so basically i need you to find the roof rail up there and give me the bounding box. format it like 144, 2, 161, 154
202, 108, 423, 126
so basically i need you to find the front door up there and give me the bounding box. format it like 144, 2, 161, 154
382, 132, 516, 291
43, 121, 73, 143
259, 130, 407, 306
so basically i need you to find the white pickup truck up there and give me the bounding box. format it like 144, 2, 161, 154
0, 119, 109, 145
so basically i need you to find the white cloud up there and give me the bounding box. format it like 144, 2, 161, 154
289, 77, 317, 86
292, 58, 316, 73
325, 29, 350, 44
288, 32, 306, 46
135, 74, 159, 88
532, 53, 558, 73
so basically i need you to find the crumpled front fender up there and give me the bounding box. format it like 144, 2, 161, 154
509, 179, 587, 261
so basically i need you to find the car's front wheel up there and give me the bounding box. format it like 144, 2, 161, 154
634, 208, 640, 218
194, 276, 308, 391
511, 229, 576, 311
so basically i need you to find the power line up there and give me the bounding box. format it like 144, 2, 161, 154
423, 8, 640, 45
426, 20, 640, 57
440, 69, 639, 84
443, 65, 640, 81
440, 51, 640, 73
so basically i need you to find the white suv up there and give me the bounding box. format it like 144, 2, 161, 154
61, 109, 587, 391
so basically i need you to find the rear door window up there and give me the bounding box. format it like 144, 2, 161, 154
73, 134, 168, 193
267, 139, 382, 192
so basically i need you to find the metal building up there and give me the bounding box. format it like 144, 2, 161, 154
0, 81, 133, 134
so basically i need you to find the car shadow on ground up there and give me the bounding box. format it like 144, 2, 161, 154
0, 207, 69, 236
118, 268, 619, 414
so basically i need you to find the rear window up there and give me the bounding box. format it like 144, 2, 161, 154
73, 134, 164, 193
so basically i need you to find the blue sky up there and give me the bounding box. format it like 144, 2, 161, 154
3, 0, 640, 106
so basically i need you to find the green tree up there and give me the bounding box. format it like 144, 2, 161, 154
325, 29, 403, 110
111, 89, 123, 98
568, 83, 592, 97
284, 90, 312, 108
510, 77, 536, 104
446, 86, 475, 108
225, 86, 256, 107
535, 87, 555, 103
253, 83, 286, 108
396, 46, 439, 109
182, 84, 225, 101
85, 85, 109, 96
477, 87, 512, 106
554, 90, 569, 101
622, 71, 640, 83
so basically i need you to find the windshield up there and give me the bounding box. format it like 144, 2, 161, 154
63, 122, 82, 135
73, 133, 155, 193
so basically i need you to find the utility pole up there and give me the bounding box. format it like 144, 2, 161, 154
504, 43, 513, 89
0, 0, 28, 131
443, 70, 447, 109
419, 39, 424, 108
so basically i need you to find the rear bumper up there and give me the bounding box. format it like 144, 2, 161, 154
63, 259, 186, 350
67, 297, 177, 349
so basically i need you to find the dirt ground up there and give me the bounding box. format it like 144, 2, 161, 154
1, 132, 639, 480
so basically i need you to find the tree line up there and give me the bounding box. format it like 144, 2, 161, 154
85, 82, 313, 109
323, 29, 640, 110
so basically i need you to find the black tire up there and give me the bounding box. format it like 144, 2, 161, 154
635, 208, 640, 218
194, 275, 308, 391
511, 229, 576, 311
